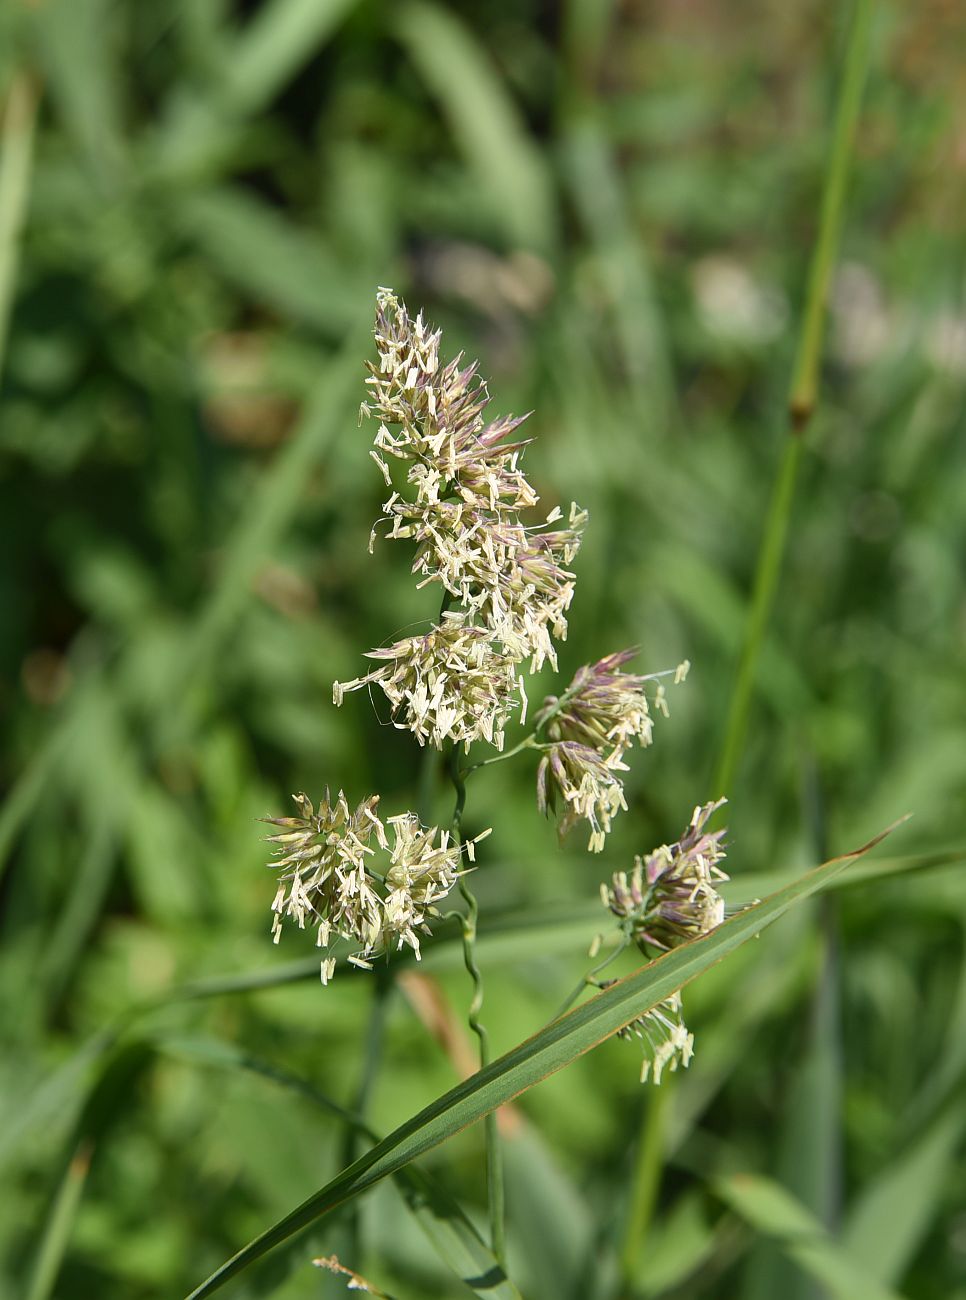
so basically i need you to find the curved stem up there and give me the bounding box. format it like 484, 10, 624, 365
463, 664, 684, 782
463, 732, 542, 777
553, 935, 630, 1020
446, 743, 506, 1266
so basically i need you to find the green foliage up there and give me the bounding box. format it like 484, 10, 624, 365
2, 1, 965, 1297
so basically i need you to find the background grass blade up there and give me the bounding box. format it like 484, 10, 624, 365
176, 187, 364, 335
186, 822, 906, 1298
713, 0, 876, 797
0, 69, 38, 382
23, 1042, 155, 1300
841, 1103, 966, 1287
222, 0, 361, 115
394, 1, 555, 252
716, 1172, 906, 1300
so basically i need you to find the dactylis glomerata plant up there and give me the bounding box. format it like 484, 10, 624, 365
265, 288, 728, 1086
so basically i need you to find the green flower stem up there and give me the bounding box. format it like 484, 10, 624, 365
463, 733, 543, 777
447, 743, 506, 1266
713, 0, 875, 800
462, 673, 584, 781
464, 663, 683, 781
417, 743, 440, 825
553, 936, 631, 1020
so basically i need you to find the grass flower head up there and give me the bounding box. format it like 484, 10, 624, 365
266, 790, 479, 981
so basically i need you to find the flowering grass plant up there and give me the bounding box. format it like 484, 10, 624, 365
269, 290, 722, 1088
232, 290, 867, 1296
6, 3, 962, 1298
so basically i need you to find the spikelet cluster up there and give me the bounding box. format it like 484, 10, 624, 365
333, 288, 586, 750
603, 798, 729, 951
535, 652, 689, 851
618, 993, 694, 1084
603, 799, 728, 1082
265, 790, 487, 983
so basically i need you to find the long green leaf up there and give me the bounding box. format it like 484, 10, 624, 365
161, 1036, 521, 1300
186, 820, 905, 1298
31, 0, 125, 185
722, 845, 966, 909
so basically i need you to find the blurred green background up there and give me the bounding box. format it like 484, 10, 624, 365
2, 0, 965, 1296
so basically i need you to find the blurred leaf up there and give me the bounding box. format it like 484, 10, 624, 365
31, 0, 125, 185
635, 1191, 717, 1297
0, 70, 38, 379
24, 1042, 155, 1300
716, 1172, 906, 1300
560, 110, 674, 428
160, 330, 366, 740
742, 905, 842, 1300
724, 847, 966, 909
24, 1138, 92, 1300
394, 2, 555, 252
223, 0, 361, 115
176, 187, 364, 334
0, 700, 81, 885
842, 1102, 966, 1287
0, 1026, 118, 1174
502, 1124, 594, 1299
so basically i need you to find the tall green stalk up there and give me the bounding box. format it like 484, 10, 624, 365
621, 2, 877, 1283
713, 0, 875, 799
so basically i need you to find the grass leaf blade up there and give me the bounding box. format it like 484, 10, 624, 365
185, 820, 906, 1298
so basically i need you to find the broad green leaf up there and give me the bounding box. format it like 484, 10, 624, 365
716, 1172, 906, 1300
394, 2, 555, 252
185, 820, 905, 1298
